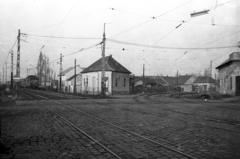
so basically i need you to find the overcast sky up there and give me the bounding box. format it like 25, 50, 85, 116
1, 0, 240, 79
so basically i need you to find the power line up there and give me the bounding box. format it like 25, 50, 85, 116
48, 42, 102, 64
40, 0, 79, 51
107, 38, 236, 50
22, 33, 101, 40
109, 0, 193, 38
176, 29, 240, 60
3, 38, 17, 67
25, 10, 107, 33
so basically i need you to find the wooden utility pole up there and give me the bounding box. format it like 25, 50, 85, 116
5, 62, 7, 86
11, 50, 13, 88
59, 54, 63, 92
74, 59, 76, 94
177, 70, 179, 92
210, 61, 212, 78
2, 67, 4, 84
101, 23, 106, 96
142, 64, 145, 93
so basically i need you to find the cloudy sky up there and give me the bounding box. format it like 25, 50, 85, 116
1, 0, 240, 79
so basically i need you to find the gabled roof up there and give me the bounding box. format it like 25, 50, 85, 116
81, 55, 131, 74
178, 75, 193, 84
194, 76, 215, 83
59, 65, 85, 76
159, 75, 193, 85
67, 74, 81, 81
216, 52, 240, 69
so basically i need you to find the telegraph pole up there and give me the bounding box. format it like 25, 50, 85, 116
3, 67, 4, 84
74, 59, 76, 94
101, 23, 106, 96
142, 64, 145, 93
177, 70, 179, 92
5, 62, 7, 87
210, 61, 212, 78
11, 50, 13, 88
59, 53, 63, 92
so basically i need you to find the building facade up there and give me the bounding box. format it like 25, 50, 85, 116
81, 55, 131, 95
216, 52, 240, 96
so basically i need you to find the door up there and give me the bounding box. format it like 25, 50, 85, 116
236, 76, 240, 96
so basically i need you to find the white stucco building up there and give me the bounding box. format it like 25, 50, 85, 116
81, 55, 131, 95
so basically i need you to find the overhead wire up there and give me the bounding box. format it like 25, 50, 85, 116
109, 0, 194, 38
3, 38, 17, 67
175, 29, 240, 60
40, 0, 79, 51
107, 38, 236, 50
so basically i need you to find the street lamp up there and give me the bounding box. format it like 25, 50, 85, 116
190, 9, 209, 17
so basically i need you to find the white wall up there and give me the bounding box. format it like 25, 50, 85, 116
82, 71, 112, 95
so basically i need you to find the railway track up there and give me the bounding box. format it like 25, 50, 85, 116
18, 89, 240, 158
20, 89, 198, 159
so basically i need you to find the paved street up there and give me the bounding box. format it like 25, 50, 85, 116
1, 93, 240, 159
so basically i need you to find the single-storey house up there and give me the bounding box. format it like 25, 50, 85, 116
216, 52, 240, 96
193, 76, 216, 92
81, 55, 131, 95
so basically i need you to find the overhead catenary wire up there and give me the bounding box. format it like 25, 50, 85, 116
109, 0, 193, 38
40, 0, 79, 51
3, 38, 18, 67
107, 38, 236, 50
175, 28, 240, 60
22, 33, 102, 40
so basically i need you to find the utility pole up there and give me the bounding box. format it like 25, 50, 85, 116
101, 23, 106, 96
177, 70, 179, 92
142, 64, 145, 93
11, 50, 13, 89
16, 29, 21, 78
3, 67, 4, 84
5, 62, 7, 87
74, 59, 76, 94
14, 29, 21, 94
45, 60, 47, 90
210, 61, 212, 78
59, 53, 63, 92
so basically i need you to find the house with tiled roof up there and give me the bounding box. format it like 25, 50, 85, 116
159, 75, 196, 92
81, 55, 131, 95
216, 52, 240, 95
58, 65, 85, 92
194, 76, 216, 92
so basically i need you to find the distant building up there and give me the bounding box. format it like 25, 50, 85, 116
58, 65, 85, 92
216, 52, 240, 96
194, 76, 216, 92
81, 55, 131, 95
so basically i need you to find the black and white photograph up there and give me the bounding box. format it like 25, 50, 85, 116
1, 0, 240, 158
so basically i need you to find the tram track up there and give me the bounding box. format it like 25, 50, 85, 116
18, 89, 240, 158
21, 89, 197, 159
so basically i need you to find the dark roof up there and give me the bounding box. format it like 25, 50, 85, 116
81, 55, 131, 74
194, 76, 215, 83
216, 52, 240, 69
161, 76, 177, 85
160, 75, 193, 85
178, 75, 193, 84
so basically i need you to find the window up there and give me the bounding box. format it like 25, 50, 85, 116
124, 78, 126, 87
115, 78, 118, 87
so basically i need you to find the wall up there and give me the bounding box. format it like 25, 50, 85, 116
218, 61, 240, 95
112, 72, 130, 94
81, 71, 112, 95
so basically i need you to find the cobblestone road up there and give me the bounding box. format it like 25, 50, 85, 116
1, 92, 240, 159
